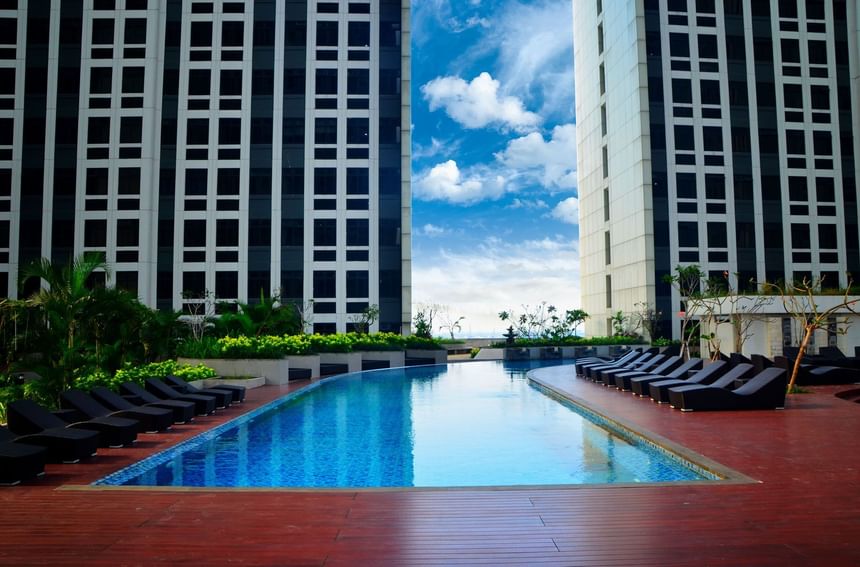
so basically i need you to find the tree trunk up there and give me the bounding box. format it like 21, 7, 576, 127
789, 326, 814, 392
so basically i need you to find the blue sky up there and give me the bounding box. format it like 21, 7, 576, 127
410, 0, 578, 336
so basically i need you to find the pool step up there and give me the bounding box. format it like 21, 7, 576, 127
288, 368, 313, 381
319, 363, 349, 377
361, 359, 390, 371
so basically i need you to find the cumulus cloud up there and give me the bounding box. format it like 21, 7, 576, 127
421, 72, 541, 132
550, 197, 579, 225
413, 160, 507, 205
447, 15, 490, 32
412, 236, 581, 336
495, 123, 577, 190
508, 198, 549, 210
419, 223, 447, 237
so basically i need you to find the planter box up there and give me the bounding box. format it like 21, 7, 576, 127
202, 377, 266, 390
358, 350, 406, 369
319, 352, 363, 374
179, 357, 290, 385
540, 347, 563, 360
406, 349, 448, 365
503, 348, 531, 361
286, 354, 321, 380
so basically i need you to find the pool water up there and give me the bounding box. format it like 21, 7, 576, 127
95, 361, 711, 488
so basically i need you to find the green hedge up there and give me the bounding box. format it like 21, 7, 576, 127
489, 336, 646, 348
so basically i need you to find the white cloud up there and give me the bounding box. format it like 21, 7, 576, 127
412, 136, 459, 160
419, 223, 447, 237
421, 72, 541, 132
447, 15, 490, 32
550, 197, 579, 225
495, 123, 577, 190
413, 160, 508, 205
508, 198, 549, 210
412, 236, 581, 336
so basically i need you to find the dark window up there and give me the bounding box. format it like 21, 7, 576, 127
187, 118, 209, 145
672, 79, 693, 103
182, 272, 205, 295
252, 69, 273, 96
117, 168, 140, 195
248, 219, 270, 246
731, 127, 750, 153
346, 270, 368, 297
697, 34, 717, 58
249, 169, 271, 195
380, 69, 399, 95
115, 272, 137, 292
220, 69, 242, 96
315, 118, 337, 144
184, 219, 206, 247
216, 219, 239, 247
316, 21, 338, 46
754, 38, 773, 63
347, 68, 369, 95
347, 168, 368, 194
813, 131, 832, 156
348, 21, 370, 47
784, 84, 803, 108
756, 81, 776, 107
217, 169, 239, 195
124, 18, 146, 44
282, 219, 303, 246
84, 219, 107, 247
219, 117, 241, 145
314, 218, 336, 246
347, 118, 368, 144
678, 222, 698, 247
120, 67, 144, 94
788, 177, 807, 201
90, 67, 112, 94
700, 80, 719, 105
87, 117, 110, 144
314, 168, 336, 194
779, 0, 797, 18
92, 19, 114, 44
702, 126, 722, 152
190, 21, 212, 47
674, 125, 694, 150
222, 21, 243, 46
669, 33, 689, 58
737, 223, 755, 248
808, 40, 827, 65
728, 81, 747, 106
0, 118, 11, 145
120, 116, 142, 143
781, 38, 800, 63
676, 173, 696, 198
283, 167, 303, 195
816, 177, 835, 202
810, 85, 829, 109
786, 130, 805, 154
705, 174, 724, 199
215, 271, 238, 298
819, 224, 837, 248
285, 21, 306, 46
791, 224, 810, 248
282, 117, 304, 144
346, 218, 368, 246
707, 222, 727, 248
86, 168, 109, 195
284, 68, 305, 95
313, 270, 336, 298
116, 219, 139, 247
315, 68, 337, 94
188, 69, 210, 96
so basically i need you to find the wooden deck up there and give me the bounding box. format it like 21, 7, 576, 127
2, 365, 860, 566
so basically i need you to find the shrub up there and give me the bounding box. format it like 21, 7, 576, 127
347, 332, 405, 351
308, 333, 354, 353
490, 335, 645, 348
403, 335, 445, 350
73, 368, 122, 392
115, 360, 217, 385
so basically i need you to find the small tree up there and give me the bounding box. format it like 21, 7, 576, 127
632, 302, 662, 343
438, 311, 465, 340
413, 303, 439, 339
663, 264, 706, 360
610, 310, 627, 336
349, 304, 380, 334
181, 289, 216, 342
763, 276, 859, 392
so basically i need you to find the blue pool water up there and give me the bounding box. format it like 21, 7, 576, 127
95, 361, 712, 488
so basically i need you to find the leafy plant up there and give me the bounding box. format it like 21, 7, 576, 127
213, 293, 302, 338
499, 303, 589, 342
412, 304, 438, 339
348, 304, 380, 335
114, 360, 217, 385
469, 347, 481, 358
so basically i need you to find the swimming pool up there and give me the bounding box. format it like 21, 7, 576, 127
95, 361, 715, 488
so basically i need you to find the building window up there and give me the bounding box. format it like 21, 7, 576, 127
346, 270, 368, 297
316, 21, 338, 46
347, 118, 369, 144
314, 218, 336, 246
313, 270, 336, 298
346, 218, 369, 246
602, 146, 608, 178
604, 231, 611, 265
315, 118, 337, 144
603, 187, 609, 221
314, 168, 336, 194
348, 21, 370, 47
605, 274, 612, 309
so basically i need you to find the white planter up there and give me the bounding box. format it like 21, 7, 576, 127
320, 352, 363, 374
359, 350, 406, 369
202, 377, 266, 390
406, 349, 448, 365
285, 354, 321, 380
178, 357, 291, 385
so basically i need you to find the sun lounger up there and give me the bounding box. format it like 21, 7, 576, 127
144, 378, 217, 415
574, 350, 640, 376
159, 376, 233, 408
165, 374, 245, 403
8, 399, 137, 448
0, 427, 47, 485
62, 389, 173, 433
647, 360, 730, 403
599, 354, 667, 386
628, 358, 704, 396
668, 367, 787, 411
116, 383, 196, 423
585, 352, 654, 380
613, 356, 684, 391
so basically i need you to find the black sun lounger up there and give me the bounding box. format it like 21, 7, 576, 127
4, 406, 100, 462
159, 376, 233, 408
62, 389, 173, 433
117, 383, 196, 423
647, 360, 730, 403
629, 358, 704, 396
165, 374, 245, 404
574, 350, 640, 376
8, 399, 138, 448
667, 363, 755, 410
585, 352, 653, 380
668, 367, 787, 412
599, 354, 667, 386
144, 378, 217, 415
0, 427, 47, 485
613, 356, 683, 391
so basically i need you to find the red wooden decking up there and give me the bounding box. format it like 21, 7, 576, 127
2, 366, 860, 566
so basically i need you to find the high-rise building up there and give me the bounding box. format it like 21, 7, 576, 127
0, 0, 411, 334
574, 0, 859, 339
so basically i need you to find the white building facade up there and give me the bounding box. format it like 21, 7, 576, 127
0, 0, 412, 334
575, 0, 860, 342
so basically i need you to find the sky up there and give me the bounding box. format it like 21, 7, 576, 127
410, 0, 579, 337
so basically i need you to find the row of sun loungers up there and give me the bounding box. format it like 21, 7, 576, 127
575, 350, 787, 411
1, 375, 246, 486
